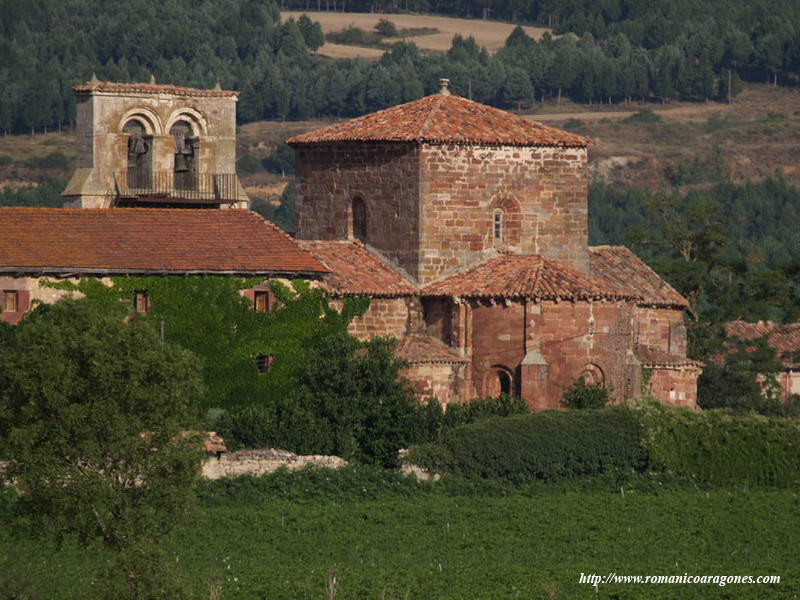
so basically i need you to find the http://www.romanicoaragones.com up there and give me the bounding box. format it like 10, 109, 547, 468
579, 572, 781, 588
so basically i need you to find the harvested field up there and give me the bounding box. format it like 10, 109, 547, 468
282, 11, 550, 58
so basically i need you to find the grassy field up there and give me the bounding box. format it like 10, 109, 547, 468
282, 11, 550, 59
2, 468, 799, 599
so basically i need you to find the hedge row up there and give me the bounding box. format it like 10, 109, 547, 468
405, 402, 800, 487
406, 406, 647, 484
634, 402, 800, 488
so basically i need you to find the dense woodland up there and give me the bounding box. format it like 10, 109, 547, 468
1, 0, 799, 133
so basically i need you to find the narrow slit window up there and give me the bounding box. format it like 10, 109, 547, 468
3, 290, 19, 312
134, 290, 150, 315
493, 210, 503, 243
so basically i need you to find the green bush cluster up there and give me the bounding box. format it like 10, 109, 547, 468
561, 378, 610, 409
22, 151, 71, 170
407, 406, 647, 483
407, 402, 800, 488
633, 401, 800, 487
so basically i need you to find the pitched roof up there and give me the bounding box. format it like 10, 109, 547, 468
725, 320, 800, 368
396, 334, 469, 365
589, 245, 689, 308
298, 239, 416, 297
635, 345, 704, 368
74, 79, 238, 98
0, 207, 327, 276
421, 254, 642, 301
287, 92, 590, 147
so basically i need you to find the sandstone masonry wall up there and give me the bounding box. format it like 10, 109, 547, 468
294, 142, 422, 279
636, 307, 687, 354
418, 144, 589, 283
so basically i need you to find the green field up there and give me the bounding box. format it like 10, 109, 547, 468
2, 468, 799, 599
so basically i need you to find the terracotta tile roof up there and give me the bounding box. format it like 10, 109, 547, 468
589, 245, 689, 308
421, 254, 642, 301
287, 92, 590, 147
298, 239, 416, 296
74, 79, 238, 98
0, 207, 327, 276
396, 334, 468, 364
725, 320, 800, 368
635, 345, 704, 368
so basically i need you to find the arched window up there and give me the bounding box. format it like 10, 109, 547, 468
352, 197, 368, 243
579, 364, 604, 386
493, 209, 504, 245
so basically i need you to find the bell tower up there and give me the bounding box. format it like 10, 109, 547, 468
62, 76, 249, 209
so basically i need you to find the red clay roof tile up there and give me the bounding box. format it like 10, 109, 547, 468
589, 245, 689, 308
74, 80, 238, 98
725, 320, 800, 367
635, 345, 703, 368
0, 207, 327, 276
396, 334, 468, 364
421, 254, 642, 301
287, 92, 591, 147
298, 239, 416, 296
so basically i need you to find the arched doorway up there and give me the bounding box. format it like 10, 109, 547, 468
485, 366, 515, 397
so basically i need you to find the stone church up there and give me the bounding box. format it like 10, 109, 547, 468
288, 81, 701, 409
2, 77, 701, 410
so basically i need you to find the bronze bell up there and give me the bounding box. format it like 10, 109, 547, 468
174, 153, 189, 173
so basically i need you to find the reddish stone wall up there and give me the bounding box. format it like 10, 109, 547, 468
402, 362, 467, 405
636, 307, 687, 354
329, 297, 413, 341
418, 144, 589, 282
466, 299, 640, 410
649, 368, 699, 408
294, 142, 422, 279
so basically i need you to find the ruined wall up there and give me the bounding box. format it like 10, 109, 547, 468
402, 362, 468, 405
64, 89, 245, 208
294, 142, 422, 279
418, 144, 589, 283
648, 368, 700, 408
636, 307, 687, 354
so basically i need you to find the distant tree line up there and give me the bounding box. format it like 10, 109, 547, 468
590, 175, 800, 325
1, 0, 798, 134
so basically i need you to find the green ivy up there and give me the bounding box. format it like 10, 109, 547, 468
43, 276, 368, 412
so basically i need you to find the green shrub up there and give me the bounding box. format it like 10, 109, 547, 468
236, 152, 263, 175
261, 143, 295, 175
375, 18, 398, 37
561, 379, 610, 409
0, 154, 12, 167
406, 406, 647, 483
23, 151, 71, 170
633, 401, 800, 487
623, 109, 662, 124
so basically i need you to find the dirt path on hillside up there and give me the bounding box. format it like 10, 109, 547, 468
529, 103, 735, 123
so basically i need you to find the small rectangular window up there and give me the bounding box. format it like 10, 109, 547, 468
256, 354, 275, 373
3, 290, 19, 312
493, 212, 503, 241
254, 291, 270, 313
134, 290, 150, 315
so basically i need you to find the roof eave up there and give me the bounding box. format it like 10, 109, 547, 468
0, 267, 328, 278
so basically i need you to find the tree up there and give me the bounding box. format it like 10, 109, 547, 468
0, 298, 205, 599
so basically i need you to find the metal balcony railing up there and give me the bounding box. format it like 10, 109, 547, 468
113, 170, 241, 204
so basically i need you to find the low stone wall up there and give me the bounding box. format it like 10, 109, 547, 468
202, 448, 347, 480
